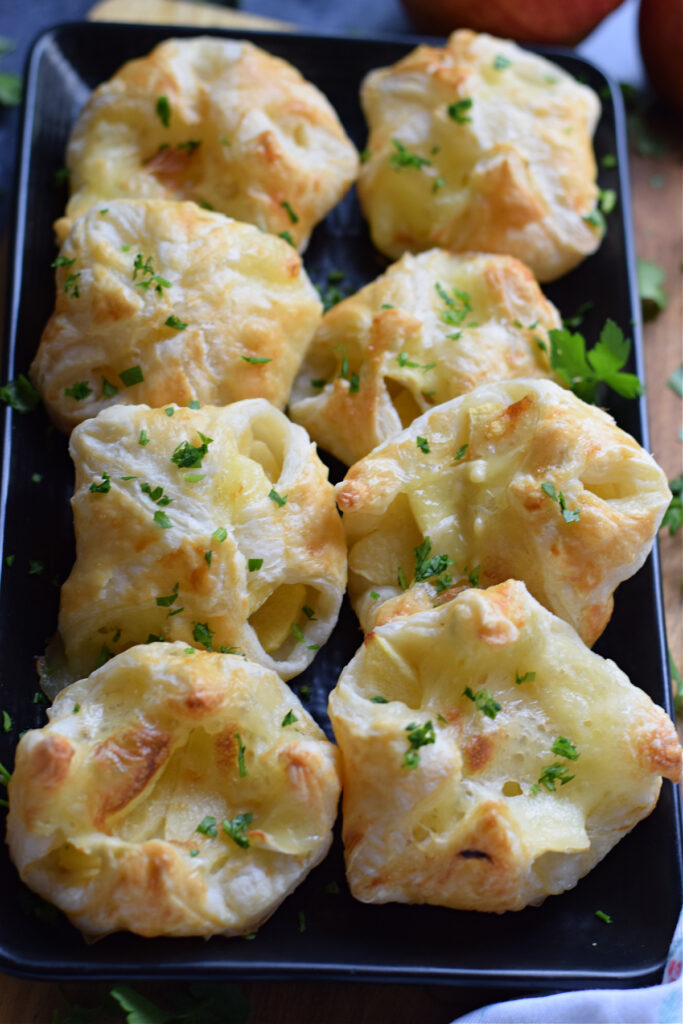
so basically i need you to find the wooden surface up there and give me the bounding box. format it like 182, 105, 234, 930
0, 80, 681, 1024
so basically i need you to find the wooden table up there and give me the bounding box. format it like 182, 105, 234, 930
1, 67, 681, 1024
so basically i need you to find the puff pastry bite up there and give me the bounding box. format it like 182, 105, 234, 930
357, 31, 602, 281
289, 249, 561, 465
328, 580, 682, 912
32, 200, 322, 433
335, 378, 670, 645
55, 35, 358, 248
7, 643, 341, 938
57, 400, 346, 682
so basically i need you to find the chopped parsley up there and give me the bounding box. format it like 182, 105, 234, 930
64, 381, 92, 400
72, 704, 80, 713
155, 582, 179, 607
138, 429, 150, 447
177, 139, 201, 155
28, 559, 43, 575
661, 476, 682, 536
248, 558, 263, 572
298, 911, 307, 933
595, 910, 613, 924
389, 138, 431, 171
155, 95, 171, 127
397, 352, 434, 371
281, 200, 299, 224
222, 811, 253, 849
463, 686, 501, 719
291, 623, 306, 644
101, 377, 119, 397
192, 621, 215, 650
432, 176, 445, 192
282, 710, 298, 727
397, 566, 408, 590
132, 254, 154, 279
551, 736, 579, 761
447, 98, 473, 123
51, 256, 76, 269
413, 537, 454, 583
188, 399, 200, 409
601, 153, 617, 168
316, 269, 351, 311
196, 815, 217, 838
0, 374, 41, 412
402, 720, 436, 769
598, 187, 617, 214
466, 565, 481, 587
171, 432, 213, 469
140, 482, 172, 506
212, 527, 227, 543
360, 147, 370, 163
370, 696, 388, 704
541, 481, 580, 524
235, 733, 248, 777
370, 591, 380, 600
416, 436, 430, 453
515, 671, 536, 685
453, 444, 468, 462
64, 272, 81, 297
153, 510, 172, 529
165, 314, 187, 331
2, 710, 12, 733
268, 488, 287, 507
184, 473, 204, 482
89, 472, 111, 493
637, 258, 668, 319
493, 55, 512, 70
532, 763, 576, 793
279, 230, 295, 246
119, 365, 144, 388
436, 281, 472, 328
241, 355, 272, 364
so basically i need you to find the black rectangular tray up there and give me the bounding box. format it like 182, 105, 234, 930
0, 20, 680, 988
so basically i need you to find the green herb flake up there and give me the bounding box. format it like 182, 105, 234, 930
432, 175, 445, 193
189, 849, 199, 857
279, 230, 295, 246
0, 374, 41, 413
563, 300, 594, 330
31, 473, 42, 484
155, 95, 171, 127
413, 537, 454, 583
222, 811, 253, 849
535, 763, 576, 792
493, 55, 512, 70
166, 407, 174, 416
72, 703, 80, 714
119, 365, 144, 388
291, 623, 306, 644
268, 488, 287, 507
28, 559, 44, 575
153, 510, 172, 529
165, 314, 188, 331
397, 566, 408, 590
248, 558, 263, 572
188, 399, 200, 409
515, 671, 536, 685
235, 732, 248, 777
453, 444, 468, 462
184, 472, 205, 483
241, 354, 272, 365
196, 815, 217, 838
282, 710, 298, 727
551, 736, 580, 761
32, 691, 47, 704
437, 713, 448, 725
298, 910, 307, 933
370, 696, 388, 704
661, 476, 682, 536
668, 366, 683, 397
89, 472, 111, 494
0, 761, 12, 786
51, 256, 76, 269
549, 319, 642, 403
101, 377, 119, 398
389, 138, 431, 171
370, 590, 380, 600
402, 720, 436, 769
4, 555, 14, 567
601, 153, 617, 168
171, 432, 213, 469
598, 187, 617, 214
192, 621, 215, 650
281, 200, 299, 224
595, 909, 613, 924
204, 550, 212, 567
156, 582, 179, 607
138, 429, 150, 448
416, 436, 430, 454
64, 381, 92, 400
212, 527, 227, 543
637, 258, 668, 319
463, 686, 501, 720
2, 710, 11, 733
447, 98, 473, 123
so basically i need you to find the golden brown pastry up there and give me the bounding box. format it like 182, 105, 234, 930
357, 31, 602, 281
289, 249, 561, 465
335, 378, 671, 645
328, 580, 682, 912
57, 400, 346, 682
31, 200, 322, 434
55, 35, 358, 248
7, 642, 341, 938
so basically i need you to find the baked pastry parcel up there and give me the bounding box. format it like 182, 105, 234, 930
289, 249, 561, 465
55, 35, 358, 249
357, 31, 602, 282
7, 643, 341, 938
57, 400, 346, 682
32, 200, 322, 434
335, 379, 671, 645
328, 580, 682, 912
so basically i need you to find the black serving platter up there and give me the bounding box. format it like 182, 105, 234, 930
0, 20, 680, 988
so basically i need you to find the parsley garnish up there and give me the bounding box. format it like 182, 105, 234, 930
171, 432, 213, 469
413, 537, 454, 583
140, 482, 172, 506
156, 582, 179, 607
196, 815, 217, 838
54, 167, 70, 186
432, 176, 445, 192
370, 696, 388, 704
465, 565, 481, 587
51, 256, 75, 269
637, 258, 668, 319
595, 910, 613, 924
138, 429, 150, 447
165, 314, 187, 331
402, 720, 436, 769
397, 351, 434, 371
241, 355, 272, 364
282, 710, 298, 727
541, 481, 580, 524
551, 736, 580, 761
212, 527, 227, 543
601, 153, 617, 168
235, 733, 248, 777
248, 558, 263, 571
515, 671, 536, 685
453, 444, 468, 462
28, 559, 43, 575
64, 381, 91, 400
192, 621, 215, 650
563, 300, 594, 329
153, 510, 172, 529
389, 138, 431, 171
291, 623, 306, 644
416, 436, 430, 453
447, 98, 473, 123
493, 55, 511, 70
64, 272, 81, 297
119, 365, 144, 387
463, 686, 501, 719
532, 763, 575, 793
155, 95, 171, 127
370, 591, 380, 600
0, 762, 11, 786
0, 374, 41, 412
177, 139, 201, 155
101, 377, 118, 397
223, 811, 253, 849
549, 319, 642, 402
316, 269, 351, 311
89, 472, 111, 494
298, 910, 307, 933
72, 704, 80, 713
2, 710, 12, 733
661, 476, 682, 536
360, 147, 370, 163
281, 200, 299, 224
268, 488, 287, 507
132, 254, 154, 279
435, 281, 472, 328
397, 566, 408, 590
279, 230, 295, 246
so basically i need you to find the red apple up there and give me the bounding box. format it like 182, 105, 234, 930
400, 0, 627, 46
639, 0, 683, 112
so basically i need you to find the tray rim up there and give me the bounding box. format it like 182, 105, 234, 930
0, 18, 681, 988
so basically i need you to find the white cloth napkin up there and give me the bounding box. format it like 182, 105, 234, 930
451, 909, 682, 1024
